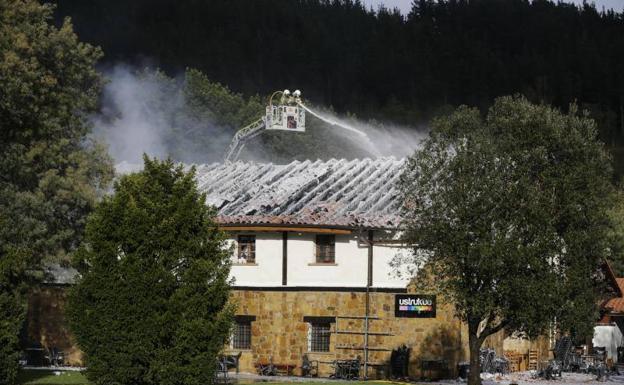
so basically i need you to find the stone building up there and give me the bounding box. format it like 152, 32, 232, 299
27, 157, 623, 376
25, 264, 83, 366
198, 158, 472, 378
26, 158, 498, 378
500, 262, 624, 370
595, 262, 624, 362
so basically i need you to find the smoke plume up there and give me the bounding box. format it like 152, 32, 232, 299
92, 65, 426, 167
91, 65, 233, 165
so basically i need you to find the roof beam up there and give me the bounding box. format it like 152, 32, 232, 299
220, 226, 352, 234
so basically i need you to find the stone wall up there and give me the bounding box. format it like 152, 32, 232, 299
226, 289, 473, 379
25, 286, 83, 365
23, 286, 507, 379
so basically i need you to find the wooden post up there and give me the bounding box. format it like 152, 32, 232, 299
282, 231, 287, 286
620, 96, 623, 137
364, 229, 374, 379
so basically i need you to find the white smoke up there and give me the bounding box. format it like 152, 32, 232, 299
92, 66, 166, 163
91, 65, 233, 164
93, 64, 426, 167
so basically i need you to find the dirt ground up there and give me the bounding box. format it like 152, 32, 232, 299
474, 371, 624, 385
232, 371, 624, 384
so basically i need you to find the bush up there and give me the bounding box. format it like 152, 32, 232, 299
68, 157, 234, 385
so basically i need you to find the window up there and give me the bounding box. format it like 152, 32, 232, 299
315, 234, 335, 263
304, 316, 334, 352
232, 316, 254, 349
237, 235, 255, 264
287, 115, 297, 129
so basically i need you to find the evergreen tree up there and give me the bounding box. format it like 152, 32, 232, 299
607, 188, 624, 275
68, 157, 234, 385
0, 1, 112, 382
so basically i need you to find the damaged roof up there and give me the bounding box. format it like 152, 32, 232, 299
195, 158, 405, 229
43, 263, 78, 285
604, 278, 624, 314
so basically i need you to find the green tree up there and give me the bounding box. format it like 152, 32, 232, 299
399, 96, 618, 385
184, 68, 263, 129
68, 157, 234, 385
0, 1, 112, 382
607, 188, 624, 276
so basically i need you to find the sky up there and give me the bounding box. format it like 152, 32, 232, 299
361, 0, 624, 14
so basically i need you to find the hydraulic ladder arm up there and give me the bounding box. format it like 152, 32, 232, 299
223, 117, 266, 163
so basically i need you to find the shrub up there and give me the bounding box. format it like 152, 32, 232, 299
68, 157, 234, 385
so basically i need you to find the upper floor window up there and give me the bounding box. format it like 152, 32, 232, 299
237, 235, 256, 264
315, 234, 335, 264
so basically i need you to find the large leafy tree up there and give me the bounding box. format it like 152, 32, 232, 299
68, 157, 234, 385
399, 96, 618, 385
0, 1, 112, 383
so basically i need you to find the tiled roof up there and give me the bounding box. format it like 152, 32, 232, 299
604, 278, 624, 314
195, 158, 404, 229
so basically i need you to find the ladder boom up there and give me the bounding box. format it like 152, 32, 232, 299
224, 117, 266, 162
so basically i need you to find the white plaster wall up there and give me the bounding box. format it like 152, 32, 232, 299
372, 245, 411, 288
593, 325, 623, 361
287, 233, 369, 287
227, 231, 411, 288
372, 230, 413, 288
228, 233, 283, 286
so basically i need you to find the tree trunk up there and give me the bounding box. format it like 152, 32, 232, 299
620, 95, 624, 134
468, 325, 482, 385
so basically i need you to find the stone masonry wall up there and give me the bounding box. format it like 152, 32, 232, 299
226, 289, 471, 379
24, 286, 504, 378
25, 286, 83, 366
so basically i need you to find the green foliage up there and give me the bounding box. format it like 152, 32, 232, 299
68, 157, 234, 385
400, 96, 618, 385
607, 188, 624, 276
184, 68, 263, 129
0, 250, 27, 385
0, 1, 112, 383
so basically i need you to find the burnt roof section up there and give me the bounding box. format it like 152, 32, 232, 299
43, 263, 78, 285
195, 158, 404, 229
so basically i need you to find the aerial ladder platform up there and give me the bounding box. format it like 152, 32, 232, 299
224, 89, 367, 162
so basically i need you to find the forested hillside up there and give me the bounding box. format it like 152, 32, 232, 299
50, 0, 624, 166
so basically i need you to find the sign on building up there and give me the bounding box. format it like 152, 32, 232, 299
394, 294, 436, 318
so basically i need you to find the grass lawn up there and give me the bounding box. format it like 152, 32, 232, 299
17, 370, 415, 385
17, 370, 89, 385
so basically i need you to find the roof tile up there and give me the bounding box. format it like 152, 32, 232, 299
195, 158, 405, 229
